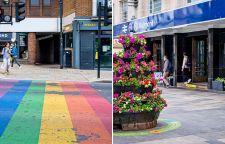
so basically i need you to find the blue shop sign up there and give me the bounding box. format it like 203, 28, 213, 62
114, 0, 225, 37
0, 33, 12, 41
79, 20, 111, 31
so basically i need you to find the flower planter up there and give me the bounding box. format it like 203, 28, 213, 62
212, 81, 225, 91
113, 111, 160, 131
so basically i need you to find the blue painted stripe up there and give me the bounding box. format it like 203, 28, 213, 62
0, 80, 31, 136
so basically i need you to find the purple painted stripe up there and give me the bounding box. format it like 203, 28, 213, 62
0, 80, 18, 98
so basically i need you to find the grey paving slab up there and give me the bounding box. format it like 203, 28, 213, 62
114, 88, 225, 144
132, 135, 209, 144
0, 64, 112, 82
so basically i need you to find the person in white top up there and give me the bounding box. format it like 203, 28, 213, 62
182, 52, 191, 84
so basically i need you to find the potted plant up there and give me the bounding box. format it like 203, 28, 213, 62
113, 35, 167, 131
212, 77, 225, 91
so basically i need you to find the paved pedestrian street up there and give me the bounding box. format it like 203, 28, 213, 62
0, 80, 112, 144
114, 88, 225, 144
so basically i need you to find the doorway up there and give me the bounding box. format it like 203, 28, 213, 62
192, 36, 208, 83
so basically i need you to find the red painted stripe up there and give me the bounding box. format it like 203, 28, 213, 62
61, 82, 111, 144
74, 82, 112, 135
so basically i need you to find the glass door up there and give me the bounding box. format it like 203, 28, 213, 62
193, 38, 208, 82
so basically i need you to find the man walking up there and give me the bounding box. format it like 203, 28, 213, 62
10, 42, 21, 68
163, 55, 172, 88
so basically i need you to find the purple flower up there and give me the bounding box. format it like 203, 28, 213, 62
124, 52, 129, 58
136, 53, 143, 60
138, 34, 145, 39
118, 59, 125, 65
129, 109, 134, 113
113, 75, 118, 82
130, 37, 135, 43
113, 106, 120, 113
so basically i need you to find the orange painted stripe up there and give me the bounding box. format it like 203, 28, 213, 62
61, 82, 111, 144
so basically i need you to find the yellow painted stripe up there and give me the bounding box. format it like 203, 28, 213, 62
39, 81, 77, 144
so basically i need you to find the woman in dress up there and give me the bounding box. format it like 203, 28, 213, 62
1, 42, 11, 75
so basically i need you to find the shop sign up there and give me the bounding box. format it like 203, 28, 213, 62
0, 33, 12, 41
79, 20, 111, 30
114, 0, 225, 36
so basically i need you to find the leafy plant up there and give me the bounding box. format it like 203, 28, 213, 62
215, 77, 225, 84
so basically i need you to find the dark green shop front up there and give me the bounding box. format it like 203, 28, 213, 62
73, 18, 112, 70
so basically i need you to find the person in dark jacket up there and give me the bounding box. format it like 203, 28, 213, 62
10, 43, 21, 68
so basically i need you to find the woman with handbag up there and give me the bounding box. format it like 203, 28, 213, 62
1, 42, 11, 75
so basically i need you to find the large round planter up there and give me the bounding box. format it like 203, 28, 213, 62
113, 111, 160, 131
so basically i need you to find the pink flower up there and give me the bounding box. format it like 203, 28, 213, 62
151, 66, 157, 71
114, 93, 119, 98
141, 61, 148, 67
124, 91, 132, 98
135, 65, 140, 72
118, 67, 124, 74
118, 36, 125, 44
113, 53, 117, 59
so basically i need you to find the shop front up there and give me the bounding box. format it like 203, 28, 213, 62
113, 0, 225, 89
73, 18, 112, 70
0, 32, 28, 61
0, 33, 13, 60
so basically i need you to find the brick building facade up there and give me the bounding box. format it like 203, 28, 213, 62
0, 0, 96, 66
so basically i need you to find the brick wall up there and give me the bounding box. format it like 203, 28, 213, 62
1, 0, 93, 18
74, 0, 92, 17
28, 32, 37, 64
63, 0, 93, 17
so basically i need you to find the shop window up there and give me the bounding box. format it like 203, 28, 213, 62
43, 0, 51, 6
149, 0, 161, 14
120, 0, 128, 22
65, 33, 73, 48
18, 33, 28, 59
30, 0, 39, 6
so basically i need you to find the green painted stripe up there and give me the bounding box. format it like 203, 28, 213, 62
0, 81, 46, 144
113, 119, 181, 137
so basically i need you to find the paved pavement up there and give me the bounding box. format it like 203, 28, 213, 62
0, 64, 112, 144
114, 88, 225, 144
0, 64, 112, 82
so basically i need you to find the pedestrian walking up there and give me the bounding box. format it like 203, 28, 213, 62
10, 42, 21, 68
182, 52, 191, 84
1, 42, 11, 75
163, 55, 172, 88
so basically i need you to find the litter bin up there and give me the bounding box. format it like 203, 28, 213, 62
64, 49, 72, 68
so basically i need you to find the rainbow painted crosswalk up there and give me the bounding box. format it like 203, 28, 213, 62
0, 80, 112, 144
